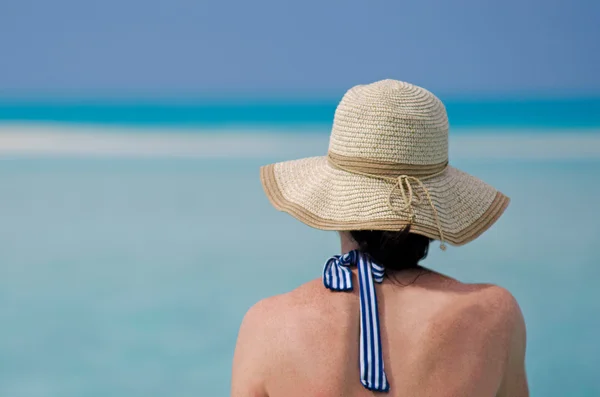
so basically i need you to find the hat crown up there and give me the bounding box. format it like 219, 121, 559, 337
328, 80, 449, 166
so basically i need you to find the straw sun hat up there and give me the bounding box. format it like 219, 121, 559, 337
260, 79, 509, 248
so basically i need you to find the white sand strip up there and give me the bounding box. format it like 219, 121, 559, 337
0, 124, 599, 160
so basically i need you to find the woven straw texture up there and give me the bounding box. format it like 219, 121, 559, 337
329, 80, 448, 165
260, 80, 509, 246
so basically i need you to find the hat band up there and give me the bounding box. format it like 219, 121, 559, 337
327, 152, 448, 250
327, 152, 448, 178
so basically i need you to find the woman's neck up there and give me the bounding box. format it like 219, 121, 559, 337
339, 231, 360, 254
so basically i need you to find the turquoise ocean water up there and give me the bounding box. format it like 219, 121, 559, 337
0, 100, 599, 396
1, 97, 600, 128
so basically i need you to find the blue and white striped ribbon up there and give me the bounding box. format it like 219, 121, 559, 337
323, 250, 390, 393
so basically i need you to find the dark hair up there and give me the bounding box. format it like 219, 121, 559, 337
350, 225, 431, 272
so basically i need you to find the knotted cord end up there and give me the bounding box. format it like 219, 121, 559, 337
328, 156, 448, 253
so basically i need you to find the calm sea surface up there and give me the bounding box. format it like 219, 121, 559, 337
0, 100, 599, 396
1, 97, 600, 128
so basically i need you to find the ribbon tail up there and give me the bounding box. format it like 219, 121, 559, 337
357, 253, 390, 392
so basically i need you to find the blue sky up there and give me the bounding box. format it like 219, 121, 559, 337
1, 0, 599, 96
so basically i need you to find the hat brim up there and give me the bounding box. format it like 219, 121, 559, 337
260, 156, 509, 246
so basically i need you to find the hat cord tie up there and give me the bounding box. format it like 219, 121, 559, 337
390, 175, 447, 251
328, 156, 447, 250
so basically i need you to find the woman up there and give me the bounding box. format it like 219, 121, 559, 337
232, 80, 527, 396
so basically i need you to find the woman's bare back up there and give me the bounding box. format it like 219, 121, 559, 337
232, 269, 527, 397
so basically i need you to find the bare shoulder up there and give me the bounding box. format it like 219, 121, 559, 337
467, 284, 522, 318
233, 280, 331, 368
236, 291, 291, 344
466, 284, 528, 396
431, 282, 525, 343
407, 281, 527, 396
237, 279, 328, 343
467, 283, 525, 333
232, 285, 321, 397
